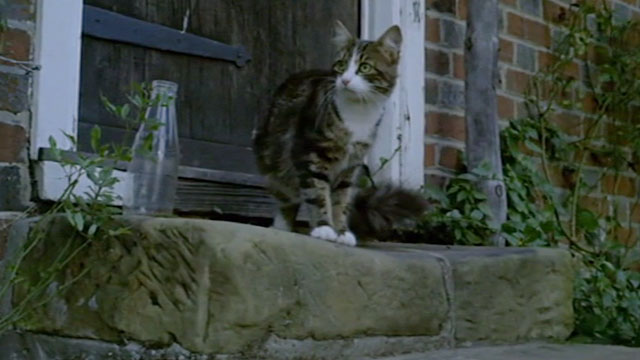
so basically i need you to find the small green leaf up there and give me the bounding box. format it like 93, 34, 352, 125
524, 139, 542, 153
457, 173, 477, 182
74, 213, 85, 232
120, 103, 131, 119
48, 136, 58, 149
62, 132, 78, 146
87, 223, 98, 237
90, 126, 102, 152
470, 209, 484, 220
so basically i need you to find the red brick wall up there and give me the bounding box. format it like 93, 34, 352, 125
425, 0, 640, 236
425, 0, 640, 173
0, 0, 35, 211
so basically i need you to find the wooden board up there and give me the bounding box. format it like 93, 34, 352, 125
38, 147, 272, 217
77, 123, 259, 173
78, 0, 360, 174
82, 5, 250, 66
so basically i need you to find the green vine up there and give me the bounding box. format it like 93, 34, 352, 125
419, 1, 640, 346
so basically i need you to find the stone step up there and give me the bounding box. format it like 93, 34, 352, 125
370, 343, 640, 360
1, 217, 574, 359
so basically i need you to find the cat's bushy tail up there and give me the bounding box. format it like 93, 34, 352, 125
349, 184, 429, 241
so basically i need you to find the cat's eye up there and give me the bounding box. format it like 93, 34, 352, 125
334, 60, 347, 73
358, 63, 373, 74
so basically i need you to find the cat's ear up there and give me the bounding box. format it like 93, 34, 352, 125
376, 25, 403, 54
333, 20, 354, 49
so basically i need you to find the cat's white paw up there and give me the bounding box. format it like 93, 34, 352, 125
336, 231, 357, 247
310, 225, 339, 241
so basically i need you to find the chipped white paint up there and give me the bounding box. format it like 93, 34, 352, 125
361, 0, 425, 189
35, 161, 128, 204
31, 0, 83, 158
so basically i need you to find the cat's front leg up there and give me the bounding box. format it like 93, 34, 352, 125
330, 142, 369, 246
331, 174, 358, 247
300, 176, 338, 242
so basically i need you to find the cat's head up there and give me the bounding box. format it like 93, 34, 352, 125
331, 21, 402, 102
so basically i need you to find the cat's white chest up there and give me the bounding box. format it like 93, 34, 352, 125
334, 96, 384, 144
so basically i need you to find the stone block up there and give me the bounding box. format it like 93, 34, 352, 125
426, 47, 451, 76
506, 68, 531, 94
6, 218, 575, 359
0, 72, 29, 114
0, 27, 32, 65
446, 247, 574, 343
499, 38, 514, 63
519, 0, 542, 18
426, 78, 439, 105
0, 122, 27, 162
426, 17, 440, 43
426, 112, 466, 141
3, 0, 35, 21
441, 19, 464, 49
0, 165, 29, 210
507, 12, 551, 47
439, 81, 465, 110
516, 43, 536, 73
12, 217, 449, 355
439, 146, 463, 171
0, 211, 22, 261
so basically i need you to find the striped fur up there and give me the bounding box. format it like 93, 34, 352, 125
253, 21, 406, 246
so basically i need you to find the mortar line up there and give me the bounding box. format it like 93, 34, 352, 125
424, 251, 455, 348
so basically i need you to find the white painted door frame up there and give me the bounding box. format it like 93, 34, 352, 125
361, 0, 425, 189
31, 0, 425, 201
32, 0, 88, 201
31, 0, 83, 158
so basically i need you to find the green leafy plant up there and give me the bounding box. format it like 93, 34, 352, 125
0, 83, 155, 335
421, 163, 497, 245
417, 1, 640, 346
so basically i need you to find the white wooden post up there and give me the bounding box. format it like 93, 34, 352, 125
361, 0, 425, 189
31, 0, 91, 201
31, 0, 83, 158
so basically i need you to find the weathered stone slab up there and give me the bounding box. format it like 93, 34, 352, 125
365, 243, 574, 344
11, 217, 449, 355
448, 246, 574, 343
5, 217, 575, 359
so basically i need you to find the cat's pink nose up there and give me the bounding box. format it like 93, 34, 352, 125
342, 77, 351, 86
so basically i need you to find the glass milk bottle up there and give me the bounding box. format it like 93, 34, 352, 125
123, 80, 180, 216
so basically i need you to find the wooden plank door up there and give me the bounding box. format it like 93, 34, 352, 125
78, 0, 360, 174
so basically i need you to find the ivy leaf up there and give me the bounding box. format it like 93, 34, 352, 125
478, 202, 493, 217
524, 139, 543, 153
470, 209, 484, 220
457, 173, 477, 182
577, 208, 599, 232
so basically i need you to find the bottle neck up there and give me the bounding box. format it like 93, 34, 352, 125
151, 80, 178, 99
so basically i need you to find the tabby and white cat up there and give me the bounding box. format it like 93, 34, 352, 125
253, 21, 426, 246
